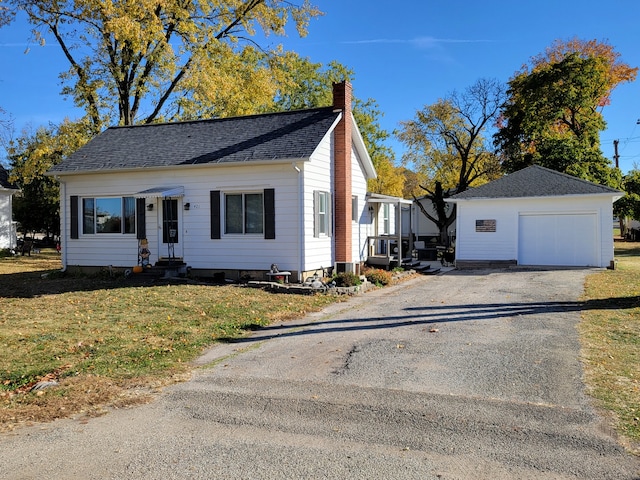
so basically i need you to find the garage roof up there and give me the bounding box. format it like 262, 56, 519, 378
449, 165, 622, 200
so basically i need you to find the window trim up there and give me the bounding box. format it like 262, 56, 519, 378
211, 189, 274, 240
352, 195, 358, 223
80, 196, 137, 235
224, 191, 265, 235
314, 190, 332, 238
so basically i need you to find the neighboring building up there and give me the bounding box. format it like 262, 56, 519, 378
447, 165, 623, 268
47, 82, 388, 281
0, 165, 19, 250
365, 193, 413, 268
413, 195, 443, 240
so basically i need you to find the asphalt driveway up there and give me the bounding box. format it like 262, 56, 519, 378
2, 269, 639, 479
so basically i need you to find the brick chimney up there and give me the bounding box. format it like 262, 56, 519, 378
333, 81, 353, 263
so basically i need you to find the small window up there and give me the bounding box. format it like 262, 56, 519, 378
352, 196, 358, 222
314, 191, 332, 237
225, 192, 264, 234
82, 196, 136, 235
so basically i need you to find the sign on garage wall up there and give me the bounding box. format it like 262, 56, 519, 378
475, 219, 496, 232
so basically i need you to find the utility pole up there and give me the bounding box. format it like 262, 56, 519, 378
613, 139, 619, 169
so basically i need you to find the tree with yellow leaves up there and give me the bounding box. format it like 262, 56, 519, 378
8, 119, 94, 237
397, 78, 504, 243
11, 0, 322, 132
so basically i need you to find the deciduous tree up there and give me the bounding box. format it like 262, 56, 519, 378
614, 169, 640, 237
0, 0, 14, 27
397, 78, 504, 242
495, 39, 636, 185
272, 57, 403, 195
12, 0, 322, 131
8, 119, 93, 237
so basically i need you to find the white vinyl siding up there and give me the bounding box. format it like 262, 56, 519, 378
302, 132, 334, 270
0, 192, 16, 249
60, 163, 299, 270
454, 195, 615, 268
351, 146, 370, 262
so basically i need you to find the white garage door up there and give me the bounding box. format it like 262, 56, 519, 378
518, 213, 598, 266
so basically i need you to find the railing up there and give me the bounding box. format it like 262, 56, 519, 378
366, 235, 412, 265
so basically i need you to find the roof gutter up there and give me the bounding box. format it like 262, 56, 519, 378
44, 157, 312, 178
446, 192, 624, 203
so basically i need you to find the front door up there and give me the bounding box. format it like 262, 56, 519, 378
159, 198, 183, 260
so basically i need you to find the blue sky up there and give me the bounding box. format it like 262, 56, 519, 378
1, 1, 640, 173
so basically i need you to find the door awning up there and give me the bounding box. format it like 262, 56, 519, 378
134, 186, 184, 198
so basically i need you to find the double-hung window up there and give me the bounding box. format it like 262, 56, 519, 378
82, 197, 136, 234
225, 192, 264, 234
314, 190, 332, 237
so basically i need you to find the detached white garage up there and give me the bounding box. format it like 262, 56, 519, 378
448, 166, 623, 268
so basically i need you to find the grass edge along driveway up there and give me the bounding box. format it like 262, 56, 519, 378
580, 242, 640, 455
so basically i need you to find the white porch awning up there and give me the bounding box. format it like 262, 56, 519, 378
134, 186, 184, 198
365, 192, 412, 205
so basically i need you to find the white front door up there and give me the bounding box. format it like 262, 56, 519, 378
158, 198, 183, 260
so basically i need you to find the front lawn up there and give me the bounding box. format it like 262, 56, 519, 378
0, 251, 338, 430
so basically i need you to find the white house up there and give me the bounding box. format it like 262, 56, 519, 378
47, 82, 386, 281
0, 165, 19, 250
411, 195, 456, 260
447, 165, 623, 268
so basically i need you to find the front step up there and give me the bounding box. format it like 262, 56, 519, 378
156, 257, 186, 267
133, 261, 189, 280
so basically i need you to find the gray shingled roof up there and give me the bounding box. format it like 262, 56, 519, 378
450, 165, 622, 200
0, 165, 18, 190
48, 107, 341, 174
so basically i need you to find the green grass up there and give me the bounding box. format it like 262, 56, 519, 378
581, 242, 640, 454
0, 251, 339, 429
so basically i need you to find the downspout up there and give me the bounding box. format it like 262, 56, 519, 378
293, 162, 303, 282
56, 176, 68, 272
397, 201, 402, 262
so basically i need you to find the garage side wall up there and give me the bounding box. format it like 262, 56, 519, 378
454, 199, 517, 264
454, 195, 615, 268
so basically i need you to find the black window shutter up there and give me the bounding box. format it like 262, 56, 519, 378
264, 188, 275, 239
70, 196, 79, 239
136, 198, 146, 240
210, 190, 221, 239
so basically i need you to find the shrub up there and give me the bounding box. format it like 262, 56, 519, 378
333, 271, 361, 287
365, 268, 392, 287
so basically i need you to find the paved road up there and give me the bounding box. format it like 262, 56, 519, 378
2, 269, 639, 479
